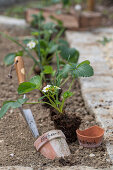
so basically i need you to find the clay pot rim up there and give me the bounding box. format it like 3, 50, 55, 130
38, 136, 66, 152
34, 130, 66, 151
76, 125, 104, 138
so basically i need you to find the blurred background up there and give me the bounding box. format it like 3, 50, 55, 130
0, 0, 113, 23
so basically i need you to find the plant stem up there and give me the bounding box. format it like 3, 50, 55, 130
37, 18, 43, 72
47, 95, 57, 108
60, 76, 70, 87
59, 99, 65, 113
56, 51, 61, 86
25, 101, 53, 107
25, 101, 61, 113
68, 78, 74, 91
54, 27, 65, 43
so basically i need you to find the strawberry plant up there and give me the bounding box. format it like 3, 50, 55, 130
0, 52, 94, 118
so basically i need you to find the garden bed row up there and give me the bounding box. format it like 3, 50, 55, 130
0, 26, 112, 169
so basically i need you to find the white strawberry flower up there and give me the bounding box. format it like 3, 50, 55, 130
42, 85, 51, 93
27, 41, 36, 49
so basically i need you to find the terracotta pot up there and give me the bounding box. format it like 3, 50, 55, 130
34, 130, 71, 160
76, 125, 104, 148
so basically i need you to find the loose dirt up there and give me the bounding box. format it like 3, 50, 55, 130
50, 109, 81, 143
0, 26, 112, 170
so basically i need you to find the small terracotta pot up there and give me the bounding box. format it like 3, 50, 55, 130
76, 125, 104, 148
34, 130, 71, 160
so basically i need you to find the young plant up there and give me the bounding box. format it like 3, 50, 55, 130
98, 36, 112, 46
23, 35, 58, 67
61, 0, 71, 11
0, 26, 62, 77
58, 39, 79, 65
1, 12, 65, 76
31, 11, 65, 39
31, 12, 45, 29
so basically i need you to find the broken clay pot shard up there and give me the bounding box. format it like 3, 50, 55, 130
34, 130, 71, 160
76, 125, 104, 148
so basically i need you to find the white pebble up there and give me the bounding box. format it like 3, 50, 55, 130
79, 145, 83, 149
106, 159, 110, 162
10, 153, 14, 157
0, 140, 4, 143
10, 109, 13, 114
89, 153, 95, 157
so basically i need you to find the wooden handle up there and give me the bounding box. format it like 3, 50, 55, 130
14, 56, 26, 84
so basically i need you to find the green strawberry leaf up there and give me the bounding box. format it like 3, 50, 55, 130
43, 65, 53, 74
63, 91, 73, 99
0, 98, 28, 118
72, 61, 94, 78
29, 76, 42, 89
18, 82, 36, 94
4, 53, 16, 66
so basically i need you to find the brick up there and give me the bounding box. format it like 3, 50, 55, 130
80, 11, 102, 28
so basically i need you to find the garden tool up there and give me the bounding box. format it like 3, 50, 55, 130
14, 56, 39, 138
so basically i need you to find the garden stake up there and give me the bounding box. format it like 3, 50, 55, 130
14, 56, 39, 138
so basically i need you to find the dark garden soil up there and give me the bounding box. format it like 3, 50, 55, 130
0, 26, 112, 170
50, 109, 81, 143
